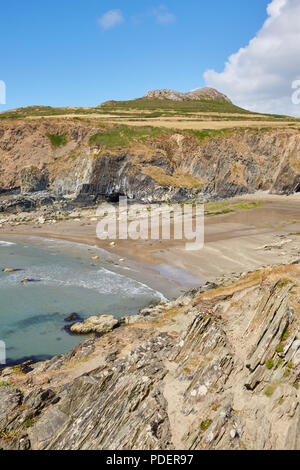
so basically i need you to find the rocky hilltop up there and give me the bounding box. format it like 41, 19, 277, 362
0, 120, 299, 214
1, 264, 299, 450
143, 87, 232, 103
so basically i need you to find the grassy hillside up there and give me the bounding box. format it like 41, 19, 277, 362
1, 97, 299, 133
0, 99, 251, 120
98, 97, 252, 114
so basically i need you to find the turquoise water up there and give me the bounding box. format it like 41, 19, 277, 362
0, 237, 164, 365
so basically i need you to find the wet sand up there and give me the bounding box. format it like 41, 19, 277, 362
1, 193, 300, 289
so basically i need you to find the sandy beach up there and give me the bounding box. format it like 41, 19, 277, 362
1, 193, 300, 293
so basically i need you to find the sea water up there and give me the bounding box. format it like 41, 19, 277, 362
0, 237, 164, 365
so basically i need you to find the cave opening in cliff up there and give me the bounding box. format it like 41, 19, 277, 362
295, 184, 300, 193
107, 193, 126, 203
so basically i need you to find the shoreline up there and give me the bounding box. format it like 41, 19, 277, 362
1, 193, 299, 283
0, 232, 198, 301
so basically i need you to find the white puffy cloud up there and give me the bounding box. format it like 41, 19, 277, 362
98, 9, 124, 31
204, 0, 300, 116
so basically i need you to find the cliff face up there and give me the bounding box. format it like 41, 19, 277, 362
1, 264, 299, 450
0, 120, 299, 207
170, 130, 300, 197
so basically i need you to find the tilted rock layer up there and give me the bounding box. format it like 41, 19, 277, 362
0, 120, 299, 208
1, 264, 299, 450
19, 166, 49, 194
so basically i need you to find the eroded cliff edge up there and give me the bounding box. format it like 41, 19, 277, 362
0, 120, 299, 211
1, 264, 300, 450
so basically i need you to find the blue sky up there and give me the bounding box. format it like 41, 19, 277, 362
0, 0, 278, 111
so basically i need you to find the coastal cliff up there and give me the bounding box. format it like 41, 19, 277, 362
0, 120, 299, 213
1, 264, 299, 450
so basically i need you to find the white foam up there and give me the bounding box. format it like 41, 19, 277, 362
1, 262, 164, 300
0, 236, 166, 300
0, 240, 16, 246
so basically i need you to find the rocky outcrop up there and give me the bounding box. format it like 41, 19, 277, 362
0, 264, 299, 450
0, 192, 56, 214
20, 166, 49, 194
143, 87, 232, 103
29, 334, 173, 450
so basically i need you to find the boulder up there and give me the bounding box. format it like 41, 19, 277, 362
70, 315, 119, 335
21, 278, 40, 284
64, 313, 81, 322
